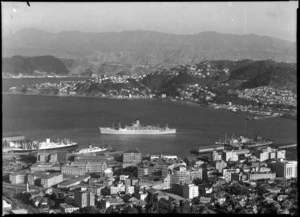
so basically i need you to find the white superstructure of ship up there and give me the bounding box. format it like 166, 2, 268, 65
38, 138, 77, 150
99, 119, 176, 135
73, 145, 107, 155
5, 138, 77, 152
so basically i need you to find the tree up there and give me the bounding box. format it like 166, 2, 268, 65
48, 199, 55, 208
183, 157, 191, 167
80, 206, 100, 214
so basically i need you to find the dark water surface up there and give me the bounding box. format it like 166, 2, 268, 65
2, 78, 297, 158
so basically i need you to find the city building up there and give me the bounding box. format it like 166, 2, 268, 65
231, 172, 248, 182
222, 150, 239, 162
248, 172, 276, 181
215, 160, 227, 173
274, 160, 297, 179
123, 149, 142, 164
59, 203, 79, 213
74, 190, 95, 208
30, 162, 61, 172
125, 186, 135, 194
189, 167, 203, 181
138, 167, 149, 179
171, 166, 190, 184
61, 165, 86, 176
40, 173, 63, 188
183, 183, 199, 199
120, 174, 129, 181
37, 151, 68, 164
9, 171, 28, 184
223, 168, 240, 182
110, 183, 126, 195
58, 175, 91, 189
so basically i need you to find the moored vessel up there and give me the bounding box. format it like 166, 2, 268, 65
99, 119, 176, 135
73, 144, 107, 155
5, 138, 77, 153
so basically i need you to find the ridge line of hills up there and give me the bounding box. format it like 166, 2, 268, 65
3, 28, 296, 63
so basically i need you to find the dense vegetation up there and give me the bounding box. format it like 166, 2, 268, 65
2, 55, 69, 75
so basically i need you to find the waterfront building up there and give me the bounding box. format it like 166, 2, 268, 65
59, 203, 79, 213
27, 172, 49, 185
37, 151, 68, 164
123, 149, 142, 164
222, 150, 238, 162
274, 160, 297, 179
255, 147, 285, 162
74, 155, 114, 162
9, 171, 28, 184
30, 162, 61, 172
58, 175, 90, 189
74, 190, 95, 208
40, 173, 63, 188
183, 183, 199, 199
61, 165, 86, 176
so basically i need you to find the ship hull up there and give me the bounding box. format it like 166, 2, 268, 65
99, 127, 176, 135
11, 143, 78, 153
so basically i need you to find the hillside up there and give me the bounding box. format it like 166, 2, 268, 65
3, 28, 296, 66
2, 55, 69, 76
228, 60, 296, 91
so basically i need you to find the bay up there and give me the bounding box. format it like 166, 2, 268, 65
3, 94, 297, 158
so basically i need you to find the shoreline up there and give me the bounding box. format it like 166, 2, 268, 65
2, 91, 208, 108
2, 76, 89, 79
3, 92, 296, 121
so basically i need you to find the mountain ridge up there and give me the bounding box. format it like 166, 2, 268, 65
3, 28, 296, 64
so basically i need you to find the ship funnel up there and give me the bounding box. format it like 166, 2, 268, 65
46, 138, 50, 143
136, 119, 140, 125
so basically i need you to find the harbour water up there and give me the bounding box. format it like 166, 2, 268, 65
2, 78, 297, 158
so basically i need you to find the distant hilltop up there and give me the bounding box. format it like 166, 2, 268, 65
3, 28, 296, 64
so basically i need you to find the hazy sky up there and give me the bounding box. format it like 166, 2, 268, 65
2, 2, 298, 42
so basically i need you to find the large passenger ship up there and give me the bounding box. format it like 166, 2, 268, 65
3, 138, 77, 153
99, 119, 176, 135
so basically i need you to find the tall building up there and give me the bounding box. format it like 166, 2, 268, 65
74, 190, 95, 208
274, 160, 297, 179
255, 147, 285, 162
171, 166, 190, 184
183, 183, 199, 199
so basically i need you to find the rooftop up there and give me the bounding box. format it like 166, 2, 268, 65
124, 149, 141, 154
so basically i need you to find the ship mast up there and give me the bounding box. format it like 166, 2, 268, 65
112, 122, 114, 128
119, 122, 121, 129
